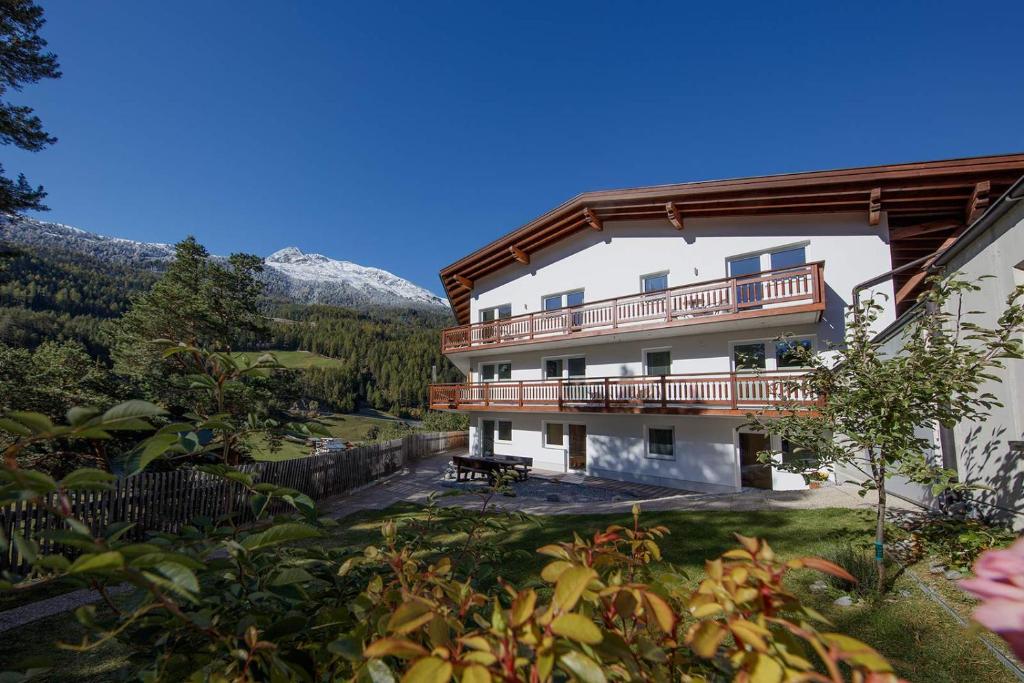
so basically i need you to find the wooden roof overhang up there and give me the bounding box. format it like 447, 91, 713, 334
439, 153, 1024, 324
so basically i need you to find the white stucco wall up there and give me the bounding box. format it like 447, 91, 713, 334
470, 212, 897, 346
941, 201, 1024, 528
467, 412, 747, 493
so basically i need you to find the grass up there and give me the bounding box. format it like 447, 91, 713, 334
234, 349, 346, 370
251, 414, 412, 461
0, 505, 1015, 682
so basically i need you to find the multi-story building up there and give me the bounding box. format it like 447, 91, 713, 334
430, 155, 1024, 493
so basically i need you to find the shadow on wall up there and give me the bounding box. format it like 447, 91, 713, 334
958, 423, 1024, 529
819, 283, 848, 348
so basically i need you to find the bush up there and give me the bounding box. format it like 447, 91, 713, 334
819, 544, 902, 596
900, 515, 1016, 573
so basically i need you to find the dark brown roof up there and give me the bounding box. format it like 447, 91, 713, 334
440, 153, 1024, 324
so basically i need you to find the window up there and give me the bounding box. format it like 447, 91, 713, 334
775, 338, 813, 368
770, 246, 806, 270
642, 272, 669, 293
781, 439, 815, 465
645, 349, 671, 376
544, 358, 563, 379
733, 343, 766, 371
1015, 260, 1024, 288
647, 427, 675, 459
480, 304, 512, 322
543, 290, 584, 311
480, 362, 511, 381
497, 420, 512, 442
567, 357, 586, 378
545, 422, 564, 448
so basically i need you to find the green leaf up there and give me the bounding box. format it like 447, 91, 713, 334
60, 468, 117, 491
154, 561, 199, 594
551, 613, 603, 644
241, 523, 321, 551
100, 400, 166, 427
363, 638, 429, 659
271, 567, 316, 586
553, 566, 596, 611
0, 417, 32, 436
68, 551, 124, 574
402, 656, 452, 683
66, 407, 101, 426
558, 651, 606, 683
386, 599, 434, 634
6, 412, 54, 434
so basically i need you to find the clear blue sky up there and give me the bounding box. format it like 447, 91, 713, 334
7, 1, 1024, 294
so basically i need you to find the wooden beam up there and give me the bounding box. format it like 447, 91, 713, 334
888, 220, 961, 240
509, 246, 529, 264
868, 187, 882, 226
966, 180, 991, 224
665, 201, 684, 230
453, 275, 473, 290
894, 231, 963, 305
583, 207, 603, 231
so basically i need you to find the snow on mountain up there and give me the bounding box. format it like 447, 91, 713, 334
263, 246, 448, 309
0, 214, 449, 311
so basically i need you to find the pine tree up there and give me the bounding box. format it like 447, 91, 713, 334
0, 1, 62, 213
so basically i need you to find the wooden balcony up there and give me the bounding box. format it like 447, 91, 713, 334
429, 371, 820, 416
441, 262, 825, 354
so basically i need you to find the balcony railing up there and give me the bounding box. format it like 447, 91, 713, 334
441, 262, 824, 353
429, 371, 820, 414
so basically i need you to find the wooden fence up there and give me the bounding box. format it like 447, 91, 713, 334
0, 431, 468, 571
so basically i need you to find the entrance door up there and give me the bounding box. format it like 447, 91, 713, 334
568, 424, 587, 471
481, 420, 495, 457
738, 432, 772, 489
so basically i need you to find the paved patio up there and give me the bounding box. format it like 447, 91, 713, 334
322, 450, 918, 519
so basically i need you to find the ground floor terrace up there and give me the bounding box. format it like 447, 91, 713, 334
462, 411, 827, 494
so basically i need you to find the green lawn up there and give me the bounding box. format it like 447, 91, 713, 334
250, 414, 412, 461
0, 506, 1014, 682
234, 349, 346, 370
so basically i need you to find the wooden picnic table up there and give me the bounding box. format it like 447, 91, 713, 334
453, 454, 533, 482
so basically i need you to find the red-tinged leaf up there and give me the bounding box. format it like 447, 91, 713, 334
687, 621, 727, 658
553, 566, 596, 612
642, 592, 677, 634
402, 656, 452, 683
798, 557, 858, 584
364, 638, 430, 659
551, 613, 603, 644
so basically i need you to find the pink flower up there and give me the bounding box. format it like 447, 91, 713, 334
960, 537, 1024, 660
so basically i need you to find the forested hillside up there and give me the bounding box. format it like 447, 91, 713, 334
0, 245, 156, 356
0, 241, 462, 415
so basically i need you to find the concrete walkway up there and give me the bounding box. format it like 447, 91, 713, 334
322, 450, 918, 519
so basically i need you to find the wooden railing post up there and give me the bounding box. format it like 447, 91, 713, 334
484, 383, 490, 407
558, 379, 564, 410
604, 377, 610, 409
730, 373, 738, 409
519, 380, 524, 407
660, 375, 667, 408
730, 277, 738, 314
665, 288, 672, 322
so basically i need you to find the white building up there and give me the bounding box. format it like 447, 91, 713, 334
432, 155, 1024, 493
871, 174, 1024, 528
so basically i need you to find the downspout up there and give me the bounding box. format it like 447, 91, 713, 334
850, 252, 937, 324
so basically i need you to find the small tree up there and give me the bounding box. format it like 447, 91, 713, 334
747, 275, 1024, 593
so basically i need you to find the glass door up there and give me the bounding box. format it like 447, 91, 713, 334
728, 255, 763, 309
568, 424, 587, 471
481, 419, 495, 457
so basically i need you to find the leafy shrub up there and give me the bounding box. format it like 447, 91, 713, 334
900, 515, 1016, 573
819, 545, 901, 596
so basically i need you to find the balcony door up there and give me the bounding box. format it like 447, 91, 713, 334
728, 255, 763, 309
568, 424, 587, 471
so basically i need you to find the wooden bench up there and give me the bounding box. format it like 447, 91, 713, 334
453, 455, 533, 483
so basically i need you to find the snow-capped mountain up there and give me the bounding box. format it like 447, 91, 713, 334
263, 246, 447, 309
0, 214, 449, 311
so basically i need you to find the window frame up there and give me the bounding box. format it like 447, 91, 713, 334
478, 360, 512, 382
543, 354, 587, 379
642, 346, 672, 376
543, 421, 565, 449
724, 241, 810, 277
541, 289, 585, 312
729, 336, 816, 373
479, 303, 513, 322
640, 271, 670, 293
644, 425, 676, 460
496, 420, 513, 444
